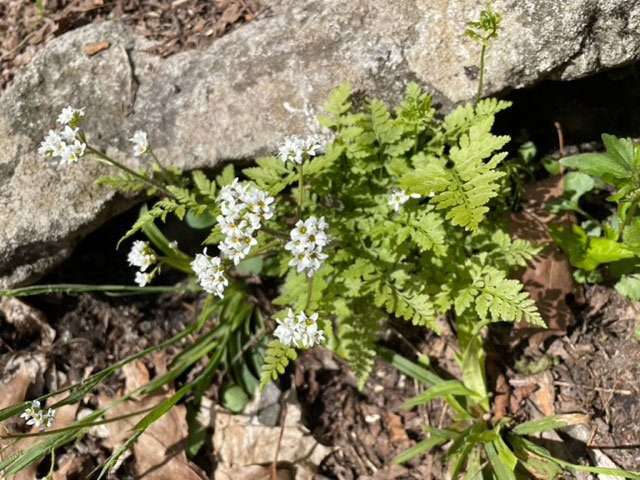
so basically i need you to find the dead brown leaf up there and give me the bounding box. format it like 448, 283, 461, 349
99, 360, 205, 480
82, 41, 110, 56
510, 176, 576, 344
213, 395, 332, 480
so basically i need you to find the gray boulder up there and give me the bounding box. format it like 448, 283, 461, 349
2, 0, 640, 287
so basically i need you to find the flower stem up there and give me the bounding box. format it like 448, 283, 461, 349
305, 274, 314, 310
86, 146, 176, 199
475, 42, 487, 105
297, 165, 304, 219
262, 227, 289, 241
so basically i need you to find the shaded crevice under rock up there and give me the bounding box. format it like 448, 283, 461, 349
495, 61, 640, 154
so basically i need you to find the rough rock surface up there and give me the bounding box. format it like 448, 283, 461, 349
2, 0, 640, 287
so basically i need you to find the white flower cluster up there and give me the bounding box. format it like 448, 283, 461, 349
127, 240, 158, 287
130, 130, 149, 157
285, 216, 329, 277
277, 135, 323, 164
20, 400, 55, 430
274, 309, 325, 349
39, 106, 86, 165
388, 189, 420, 212
217, 180, 275, 265
191, 249, 228, 298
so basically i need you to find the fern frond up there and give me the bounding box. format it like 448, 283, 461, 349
334, 300, 382, 389
472, 266, 544, 326
479, 229, 542, 268
370, 99, 402, 146
318, 82, 353, 129
118, 199, 180, 246
243, 156, 295, 195
400, 116, 509, 230
408, 209, 447, 256
259, 340, 297, 389
374, 283, 439, 331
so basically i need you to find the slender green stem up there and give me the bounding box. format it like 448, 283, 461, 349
148, 148, 174, 184
305, 275, 314, 310
86, 146, 176, 199
262, 227, 290, 241
0, 283, 199, 298
475, 42, 487, 105
0, 404, 159, 439
298, 165, 304, 219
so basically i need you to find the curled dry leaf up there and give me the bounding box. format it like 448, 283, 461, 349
213, 395, 333, 480
99, 359, 206, 480
510, 176, 576, 345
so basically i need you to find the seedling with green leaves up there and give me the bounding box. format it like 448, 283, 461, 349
551, 133, 640, 298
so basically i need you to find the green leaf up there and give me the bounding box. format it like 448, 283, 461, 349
484, 441, 517, 480
550, 172, 595, 214
401, 109, 509, 230
259, 340, 297, 389
221, 384, 250, 413
551, 224, 635, 271
186, 208, 216, 229
616, 274, 640, 301
512, 414, 589, 436
401, 380, 477, 409
217, 164, 236, 187
602, 133, 635, 171
561, 153, 629, 184
393, 429, 453, 464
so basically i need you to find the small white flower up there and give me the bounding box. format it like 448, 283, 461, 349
274, 309, 325, 349
130, 130, 149, 157
57, 106, 84, 126
135, 271, 155, 287
191, 250, 228, 298
274, 309, 302, 346
57, 140, 86, 165
20, 400, 56, 430
388, 189, 420, 212
38, 130, 63, 158
285, 216, 329, 277
40, 127, 86, 165
277, 135, 324, 164
127, 241, 157, 272
216, 181, 275, 265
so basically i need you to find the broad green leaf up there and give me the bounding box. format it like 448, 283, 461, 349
561, 153, 629, 184
602, 133, 634, 171
185, 208, 216, 229
221, 384, 250, 413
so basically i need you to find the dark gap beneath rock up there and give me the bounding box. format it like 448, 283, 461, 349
495, 62, 640, 155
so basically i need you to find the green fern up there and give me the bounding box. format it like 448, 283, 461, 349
259, 340, 298, 389
334, 300, 382, 389
469, 264, 544, 326
400, 116, 509, 230
243, 156, 295, 195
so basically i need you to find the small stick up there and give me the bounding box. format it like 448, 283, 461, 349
271, 387, 291, 480
554, 121, 565, 157
553, 381, 632, 396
